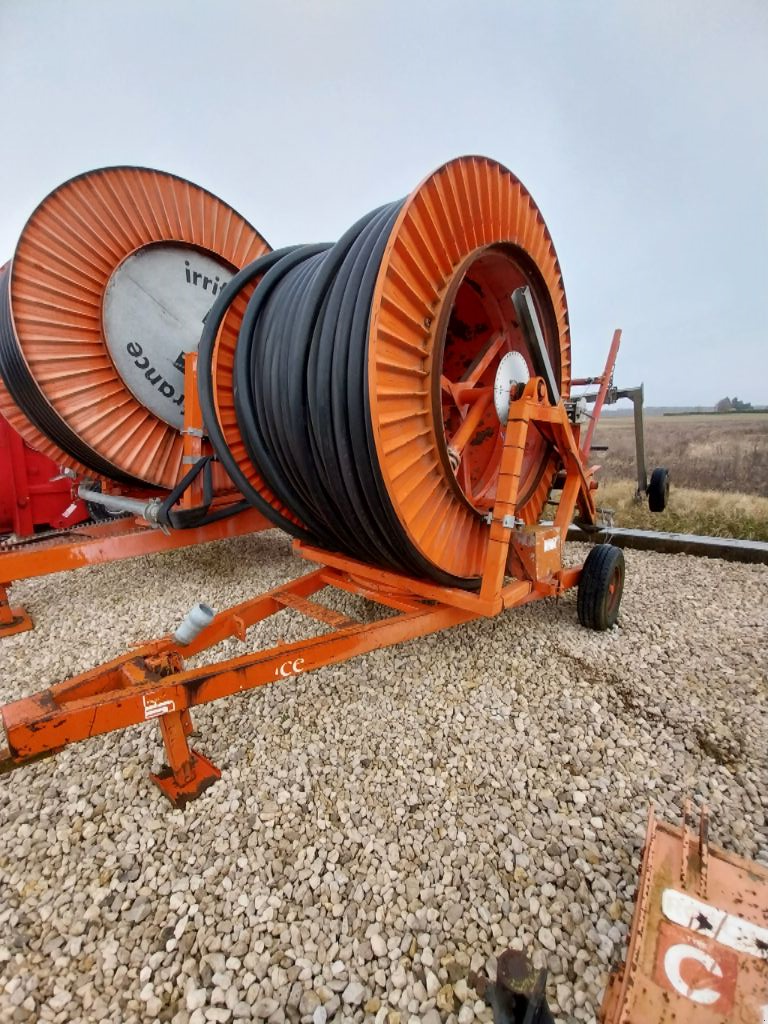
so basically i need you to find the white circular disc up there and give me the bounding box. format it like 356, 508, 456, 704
494, 350, 530, 423
103, 243, 233, 429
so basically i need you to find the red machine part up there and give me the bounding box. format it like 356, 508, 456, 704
0, 413, 88, 537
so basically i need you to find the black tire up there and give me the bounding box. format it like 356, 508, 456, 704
83, 481, 124, 522
647, 467, 669, 512
577, 544, 625, 631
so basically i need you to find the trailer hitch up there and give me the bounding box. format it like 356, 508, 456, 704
469, 949, 556, 1024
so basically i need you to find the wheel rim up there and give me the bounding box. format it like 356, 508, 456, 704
607, 561, 624, 617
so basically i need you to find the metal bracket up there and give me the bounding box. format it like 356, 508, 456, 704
511, 286, 560, 405
482, 512, 517, 528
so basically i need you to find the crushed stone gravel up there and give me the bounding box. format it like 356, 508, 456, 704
0, 531, 766, 1023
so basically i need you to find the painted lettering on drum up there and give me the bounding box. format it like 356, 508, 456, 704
103, 243, 232, 429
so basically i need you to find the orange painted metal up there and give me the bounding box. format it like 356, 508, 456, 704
2, 166, 270, 488
0, 373, 600, 802
0, 507, 269, 585
507, 525, 563, 583
208, 276, 303, 527
0, 584, 33, 637
368, 156, 571, 582
0, 354, 270, 635
578, 328, 622, 454
601, 805, 768, 1023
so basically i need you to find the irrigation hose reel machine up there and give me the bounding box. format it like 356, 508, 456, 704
0, 166, 276, 635
0, 155, 627, 806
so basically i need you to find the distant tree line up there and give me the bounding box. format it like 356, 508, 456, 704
715, 396, 754, 412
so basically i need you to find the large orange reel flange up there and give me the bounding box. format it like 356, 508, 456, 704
368, 155, 570, 580
0, 167, 270, 488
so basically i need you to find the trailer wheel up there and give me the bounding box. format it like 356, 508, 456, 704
647, 467, 670, 512
578, 544, 625, 631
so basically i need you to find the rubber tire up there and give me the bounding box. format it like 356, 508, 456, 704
577, 544, 625, 631
647, 467, 670, 512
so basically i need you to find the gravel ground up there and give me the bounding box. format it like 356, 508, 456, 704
0, 531, 766, 1024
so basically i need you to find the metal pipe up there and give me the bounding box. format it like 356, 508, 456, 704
631, 385, 648, 498
77, 487, 163, 524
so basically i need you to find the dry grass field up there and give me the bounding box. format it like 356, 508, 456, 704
591, 412, 768, 541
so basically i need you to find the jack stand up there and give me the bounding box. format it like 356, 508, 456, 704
0, 584, 33, 638
149, 709, 222, 808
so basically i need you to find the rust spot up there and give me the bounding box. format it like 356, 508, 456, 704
470, 427, 494, 448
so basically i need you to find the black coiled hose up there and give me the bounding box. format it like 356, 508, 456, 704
199, 203, 474, 588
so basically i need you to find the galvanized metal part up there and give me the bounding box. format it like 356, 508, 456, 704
77, 487, 164, 525
174, 603, 216, 646
511, 286, 560, 406
564, 396, 590, 425
568, 524, 768, 565
103, 244, 233, 430
494, 350, 530, 424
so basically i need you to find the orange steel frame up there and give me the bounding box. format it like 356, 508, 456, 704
573, 328, 622, 455
0, 356, 616, 806
0, 354, 270, 639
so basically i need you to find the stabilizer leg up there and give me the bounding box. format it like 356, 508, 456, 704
0, 585, 32, 638
149, 709, 221, 808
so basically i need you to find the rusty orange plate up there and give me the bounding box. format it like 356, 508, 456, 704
1, 167, 269, 487
602, 805, 768, 1023
368, 156, 570, 581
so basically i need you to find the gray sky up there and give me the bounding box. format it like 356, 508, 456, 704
1, 0, 766, 405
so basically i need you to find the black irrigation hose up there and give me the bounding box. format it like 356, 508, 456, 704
0, 265, 143, 485
199, 206, 479, 589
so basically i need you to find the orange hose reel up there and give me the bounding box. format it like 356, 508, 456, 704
208, 156, 570, 582
0, 167, 269, 489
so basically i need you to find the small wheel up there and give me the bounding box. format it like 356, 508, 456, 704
84, 481, 124, 522
577, 544, 625, 631
647, 467, 670, 512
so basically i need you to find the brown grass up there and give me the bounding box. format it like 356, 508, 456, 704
593, 412, 768, 495
588, 413, 768, 541
594, 479, 768, 542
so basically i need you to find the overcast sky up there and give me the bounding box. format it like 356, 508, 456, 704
1, 0, 766, 405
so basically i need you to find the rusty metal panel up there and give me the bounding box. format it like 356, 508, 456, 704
508, 524, 562, 582
601, 806, 768, 1023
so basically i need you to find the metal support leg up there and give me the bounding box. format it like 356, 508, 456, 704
0, 584, 33, 638
149, 709, 221, 808
631, 386, 648, 499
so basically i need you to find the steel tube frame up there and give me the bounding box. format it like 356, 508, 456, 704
0, 373, 602, 805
